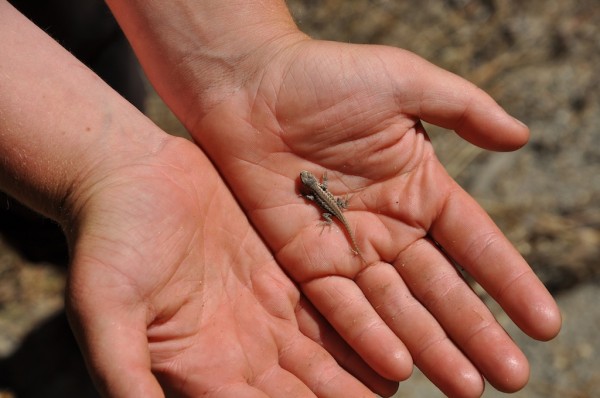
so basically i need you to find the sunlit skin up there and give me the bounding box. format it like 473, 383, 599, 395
104, 1, 562, 397
191, 38, 561, 396
0, 0, 562, 396
0, 3, 394, 397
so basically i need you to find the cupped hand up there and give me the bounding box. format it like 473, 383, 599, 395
63, 135, 393, 397
181, 38, 561, 397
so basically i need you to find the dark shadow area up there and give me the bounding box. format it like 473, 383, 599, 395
0, 194, 69, 266
1, 2, 147, 396
0, 312, 99, 398
8, 0, 146, 111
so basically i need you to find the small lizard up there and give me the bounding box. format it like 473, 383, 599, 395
299, 170, 366, 263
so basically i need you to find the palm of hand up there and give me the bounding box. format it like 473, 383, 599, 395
64, 138, 383, 397
189, 39, 560, 396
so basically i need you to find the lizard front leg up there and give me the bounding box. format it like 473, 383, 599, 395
318, 212, 334, 235
320, 171, 328, 190
336, 194, 349, 209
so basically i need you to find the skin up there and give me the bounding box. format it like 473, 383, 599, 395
0, 0, 562, 396
0, 2, 393, 397
104, 1, 562, 397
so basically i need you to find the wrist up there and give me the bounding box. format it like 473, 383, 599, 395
0, 2, 168, 224
106, 0, 307, 122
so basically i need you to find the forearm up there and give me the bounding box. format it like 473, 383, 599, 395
104, 0, 304, 123
0, 1, 164, 221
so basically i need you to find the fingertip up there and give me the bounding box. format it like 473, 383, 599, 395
478, 336, 530, 393
510, 115, 530, 138
451, 368, 485, 398
504, 115, 530, 149
369, 342, 413, 382
501, 271, 562, 341
390, 348, 414, 381
462, 322, 530, 393
525, 299, 562, 342
456, 106, 530, 152
541, 307, 563, 341
433, 365, 485, 398
497, 113, 531, 151
488, 351, 530, 393
415, 343, 484, 398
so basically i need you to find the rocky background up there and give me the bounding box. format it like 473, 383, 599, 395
1, 0, 598, 397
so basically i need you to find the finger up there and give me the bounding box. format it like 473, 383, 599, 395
430, 186, 562, 341
386, 48, 529, 151
356, 261, 484, 398
301, 276, 413, 381
295, 296, 399, 397
395, 237, 530, 392
276, 331, 378, 398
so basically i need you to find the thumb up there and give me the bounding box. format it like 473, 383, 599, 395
66, 273, 164, 397
388, 48, 529, 151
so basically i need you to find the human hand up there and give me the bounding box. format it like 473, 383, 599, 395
64, 136, 394, 397
102, 1, 561, 395
0, 3, 393, 396
180, 39, 561, 396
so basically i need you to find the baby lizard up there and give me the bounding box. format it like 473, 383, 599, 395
299, 170, 366, 263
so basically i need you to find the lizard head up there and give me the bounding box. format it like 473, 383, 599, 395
300, 170, 318, 185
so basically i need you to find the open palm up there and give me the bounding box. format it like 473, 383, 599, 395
64, 137, 389, 397
179, 39, 561, 396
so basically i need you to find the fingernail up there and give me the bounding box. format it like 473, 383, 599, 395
511, 116, 528, 128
